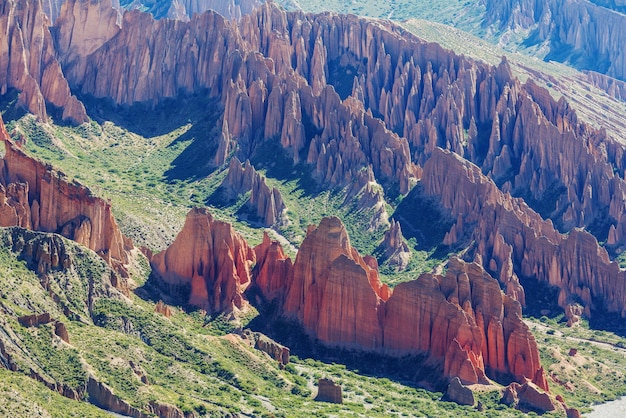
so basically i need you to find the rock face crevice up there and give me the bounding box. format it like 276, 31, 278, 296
0, 116, 132, 282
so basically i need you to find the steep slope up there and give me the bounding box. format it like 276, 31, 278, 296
0, 115, 132, 281
221, 157, 288, 227
53, 1, 626, 248
421, 148, 626, 319
151, 207, 256, 313
154, 209, 548, 391
256, 217, 547, 390
0, 0, 87, 123
483, 0, 626, 81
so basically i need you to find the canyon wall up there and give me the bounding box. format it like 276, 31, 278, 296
0, 116, 132, 280
159, 209, 546, 388
151, 207, 256, 313
484, 0, 626, 81
422, 147, 626, 318
0, 0, 87, 123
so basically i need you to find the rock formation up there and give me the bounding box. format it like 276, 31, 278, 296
484, 0, 626, 81
281, 217, 391, 349
253, 217, 545, 389
159, 210, 545, 388
151, 207, 256, 313
501, 381, 574, 415
0, 117, 133, 280
87, 376, 151, 418
252, 231, 293, 302
315, 378, 342, 404
239, 329, 290, 366
421, 148, 626, 319
380, 219, 411, 270
0, 0, 87, 123
444, 377, 474, 406
222, 157, 287, 226
154, 301, 173, 318
49, 0, 626, 256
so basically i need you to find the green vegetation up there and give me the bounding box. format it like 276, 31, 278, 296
0, 368, 109, 418
526, 316, 626, 413
0, 226, 536, 417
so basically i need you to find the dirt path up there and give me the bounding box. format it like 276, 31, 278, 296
524, 320, 626, 357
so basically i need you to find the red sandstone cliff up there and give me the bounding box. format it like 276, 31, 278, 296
252, 216, 545, 389
0, 116, 132, 280
421, 147, 626, 319
0, 0, 87, 123
151, 207, 256, 313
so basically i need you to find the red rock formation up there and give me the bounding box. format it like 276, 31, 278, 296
421, 148, 626, 319
239, 329, 290, 366
151, 207, 256, 313
282, 217, 390, 349
222, 158, 287, 226
251, 217, 544, 389
0, 0, 87, 123
154, 301, 172, 318
502, 381, 565, 414
0, 118, 132, 280
253, 232, 293, 302
316, 378, 343, 404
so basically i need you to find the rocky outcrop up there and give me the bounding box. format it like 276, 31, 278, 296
501, 381, 572, 415
421, 148, 626, 320
18, 313, 54, 327
252, 232, 292, 302
154, 301, 173, 318
444, 377, 474, 406
281, 217, 391, 349
0, 0, 87, 123
380, 219, 410, 270
315, 378, 342, 404
222, 158, 287, 226
484, 0, 626, 81
252, 217, 545, 389
151, 207, 256, 313
87, 376, 151, 418
0, 119, 133, 281
383, 256, 545, 388
585, 71, 626, 102
239, 329, 290, 366
54, 321, 70, 343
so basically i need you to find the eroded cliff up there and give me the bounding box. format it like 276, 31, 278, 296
151, 207, 256, 313
0, 116, 132, 281
0, 0, 87, 123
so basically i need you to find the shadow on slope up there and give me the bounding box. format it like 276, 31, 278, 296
245, 295, 449, 393
392, 183, 455, 255
79, 91, 225, 182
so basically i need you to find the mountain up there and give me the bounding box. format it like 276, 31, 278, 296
0, 0, 626, 416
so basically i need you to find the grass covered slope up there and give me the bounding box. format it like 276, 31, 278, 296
0, 226, 536, 417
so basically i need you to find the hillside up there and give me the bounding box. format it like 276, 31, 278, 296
0, 0, 626, 417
